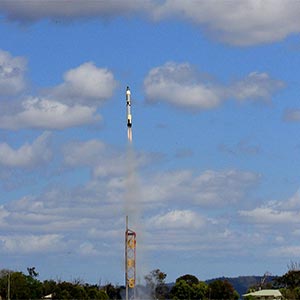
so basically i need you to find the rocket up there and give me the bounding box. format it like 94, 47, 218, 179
126, 86, 132, 142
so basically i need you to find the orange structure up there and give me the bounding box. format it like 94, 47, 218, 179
125, 216, 136, 300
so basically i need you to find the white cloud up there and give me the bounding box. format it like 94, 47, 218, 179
0, 97, 100, 130
144, 62, 283, 110
78, 242, 99, 256
0, 61, 116, 130
284, 189, 300, 209
191, 169, 260, 205
142, 169, 260, 206
0, 206, 9, 226
230, 72, 284, 102
270, 245, 300, 257
0, 49, 27, 95
152, 0, 300, 46
50, 62, 117, 105
239, 189, 300, 227
63, 139, 107, 166
0, 131, 52, 168
147, 209, 205, 229
63, 139, 156, 178
0, 234, 64, 253
239, 206, 300, 224
0, 0, 153, 22
1, 1, 300, 45
144, 62, 221, 110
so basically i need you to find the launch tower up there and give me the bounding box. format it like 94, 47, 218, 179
125, 216, 136, 300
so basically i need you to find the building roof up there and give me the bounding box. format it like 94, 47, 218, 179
243, 289, 282, 298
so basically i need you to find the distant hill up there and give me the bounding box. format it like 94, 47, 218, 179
205, 276, 277, 296
166, 275, 278, 297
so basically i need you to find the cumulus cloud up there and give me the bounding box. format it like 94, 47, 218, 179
0, 97, 100, 130
230, 72, 284, 102
0, 131, 52, 168
0, 49, 27, 95
270, 245, 300, 257
239, 206, 300, 224
0, 0, 152, 22
1, 1, 300, 45
284, 189, 300, 209
63, 139, 158, 178
239, 189, 300, 227
144, 62, 283, 110
142, 169, 260, 206
147, 209, 205, 229
144, 62, 221, 110
0, 164, 263, 258
0, 234, 64, 253
152, 0, 300, 46
0, 60, 116, 130
63, 139, 107, 166
78, 242, 99, 256
50, 62, 117, 105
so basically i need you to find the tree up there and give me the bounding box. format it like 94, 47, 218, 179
176, 274, 199, 286
276, 270, 300, 289
144, 269, 169, 300
104, 283, 122, 300
194, 281, 209, 300
275, 269, 300, 300
170, 274, 208, 300
208, 280, 239, 300
287, 261, 300, 271
170, 279, 195, 300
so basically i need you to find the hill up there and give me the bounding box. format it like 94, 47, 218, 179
205, 276, 277, 296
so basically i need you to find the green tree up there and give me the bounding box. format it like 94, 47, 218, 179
194, 281, 209, 300
55, 281, 88, 299
276, 269, 300, 300
104, 283, 122, 300
42, 279, 57, 297
176, 274, 199, 286
144, 269, 169, 300
10, 272, 32, 299
277, 270, 300, 289
170, 279, 195, 300
208, 280, 239, 300
171, 274, 208, 300
0, 269, 12, 299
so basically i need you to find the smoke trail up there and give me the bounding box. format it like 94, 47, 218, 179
125, 143, 151, 297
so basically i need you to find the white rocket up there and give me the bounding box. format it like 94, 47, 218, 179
126, 86, 132, 142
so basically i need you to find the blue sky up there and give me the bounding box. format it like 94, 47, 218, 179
1, 0, 300, 285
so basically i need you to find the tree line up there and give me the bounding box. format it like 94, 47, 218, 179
1, 266, 300, 299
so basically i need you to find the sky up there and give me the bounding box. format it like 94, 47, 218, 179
1, 0, 300, 286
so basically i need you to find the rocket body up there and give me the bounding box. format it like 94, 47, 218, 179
126, 87, 132, 142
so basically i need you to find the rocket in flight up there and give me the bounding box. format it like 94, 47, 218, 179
126, 86, 132, 142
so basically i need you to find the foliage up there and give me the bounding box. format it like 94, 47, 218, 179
170, 274, 209, 300
276, 270, 300, 289
287, 260, 300, 271
176, 274, 199, 286
208, 279, 239, 300
171, 279, 195, 300
144, 269, 169, 300
276, 269, 300, 300
103, 283, 123, 300
0, 269, 109, 300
